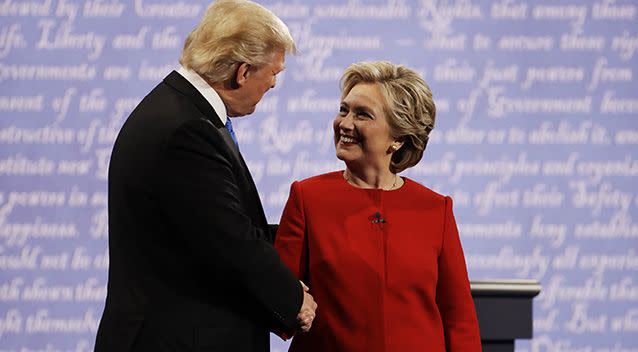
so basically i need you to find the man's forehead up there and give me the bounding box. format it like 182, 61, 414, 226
268, 50, 286, 70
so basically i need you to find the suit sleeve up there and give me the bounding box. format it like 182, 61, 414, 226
435, 196, 482, 351
274, 181, 308, 281
267, 224, 279, 244
156, 119, 302, 333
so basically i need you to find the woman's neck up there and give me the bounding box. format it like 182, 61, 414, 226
343, 166, 400, 190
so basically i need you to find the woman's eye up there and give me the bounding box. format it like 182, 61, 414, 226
339, 106, 348, 115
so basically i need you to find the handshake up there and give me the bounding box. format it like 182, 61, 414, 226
297, 281, 318, 333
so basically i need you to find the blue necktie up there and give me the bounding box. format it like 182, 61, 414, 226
225, 118, 238, 145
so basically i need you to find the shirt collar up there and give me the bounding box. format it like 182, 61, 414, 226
177, 66, 228, 124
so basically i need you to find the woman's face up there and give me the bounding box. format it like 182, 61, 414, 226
333, 82, 396, 170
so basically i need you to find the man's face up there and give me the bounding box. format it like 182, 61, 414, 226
228, 50, 285, 117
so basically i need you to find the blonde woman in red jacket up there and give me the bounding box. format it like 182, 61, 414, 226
275, 61, 482, 352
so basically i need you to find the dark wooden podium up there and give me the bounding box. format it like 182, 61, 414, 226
471, 280, 542, 352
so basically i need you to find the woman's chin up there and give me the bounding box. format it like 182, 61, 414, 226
335, 150, 358, 163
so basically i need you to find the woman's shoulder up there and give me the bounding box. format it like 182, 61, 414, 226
402, 177, 450, 204
287, 171, 344, 203
296, 171, 343, 187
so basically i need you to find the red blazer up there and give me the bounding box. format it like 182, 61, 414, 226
275, 171, 481, 352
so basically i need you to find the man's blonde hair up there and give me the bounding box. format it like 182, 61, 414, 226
340, 61, 436, 173
179, 0, 296, 85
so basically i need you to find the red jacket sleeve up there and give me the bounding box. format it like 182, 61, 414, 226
274, 181, 308, 281
435, 196, 482, 351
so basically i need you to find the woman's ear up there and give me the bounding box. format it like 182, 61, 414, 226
392, 139, 404, 151
389, 140, 404, 153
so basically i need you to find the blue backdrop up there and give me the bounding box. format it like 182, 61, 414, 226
1, 0, 637, 351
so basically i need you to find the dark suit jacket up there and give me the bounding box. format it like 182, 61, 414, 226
94, 71, 303, 352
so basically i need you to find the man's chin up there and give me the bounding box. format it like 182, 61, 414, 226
228, 106, 255, 117
236, 107, 257, 117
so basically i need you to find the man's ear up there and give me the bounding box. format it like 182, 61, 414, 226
235, 62, 251, 87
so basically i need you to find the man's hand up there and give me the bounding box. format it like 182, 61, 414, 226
297, 281, 317, 332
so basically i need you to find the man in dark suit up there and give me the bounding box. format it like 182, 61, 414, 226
94, 1, 317, 351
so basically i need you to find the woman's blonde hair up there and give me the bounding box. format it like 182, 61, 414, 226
179, 0, 296, 85
340, 61, 436, 173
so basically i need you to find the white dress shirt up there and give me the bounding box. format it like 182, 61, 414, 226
176, 66, 228, 125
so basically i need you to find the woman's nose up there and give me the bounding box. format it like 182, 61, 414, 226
339, 113, 354, 130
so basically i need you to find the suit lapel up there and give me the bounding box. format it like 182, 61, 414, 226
164, 71, 242, 162
234, 147, 269, 228
164, 71, 218, 124
219, 126, 243, 163
163, 71, 268, 228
